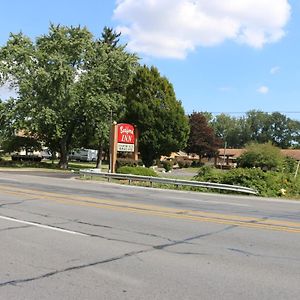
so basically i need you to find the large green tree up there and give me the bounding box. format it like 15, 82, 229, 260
212, 114, 252, 148
0, 24, 138, 168
246, 110, 298, 148
124, 66, 189, 167
74, 27, 138, 169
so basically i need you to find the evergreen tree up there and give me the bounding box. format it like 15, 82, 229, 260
100, 26, 121, 48
124, 66, 189, 167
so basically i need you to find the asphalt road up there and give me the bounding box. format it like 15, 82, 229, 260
0, 170, 300, 299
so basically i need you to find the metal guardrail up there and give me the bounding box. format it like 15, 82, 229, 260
79, 169, 258, 195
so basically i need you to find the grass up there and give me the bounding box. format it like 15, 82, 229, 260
0, 157, 109, 172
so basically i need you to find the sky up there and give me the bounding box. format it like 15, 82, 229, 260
0, 0, 299, 120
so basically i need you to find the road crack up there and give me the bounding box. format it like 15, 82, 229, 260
228, 248, 300, 262
153, 225, 236, 250
0, 249, 150, 288
0, 225, 237, 288
0, 201, 27, 208
0, 225, 31, 232
70, 219, 176, 243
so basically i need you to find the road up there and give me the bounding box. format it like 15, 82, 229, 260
0, 170, 300, 299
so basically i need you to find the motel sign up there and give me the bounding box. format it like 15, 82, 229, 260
117, 123, 135, 152
110, 122, 138, 173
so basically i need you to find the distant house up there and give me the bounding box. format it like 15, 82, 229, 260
215, 148, 300, 169
161, 151, 202, 161
215, 148, 245, 169
281, 149, 300, 161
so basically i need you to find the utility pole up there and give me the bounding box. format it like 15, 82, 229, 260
295, 160, 300, 179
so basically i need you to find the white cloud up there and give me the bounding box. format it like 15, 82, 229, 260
257, 85, 269, 94
219, 86, 232, 92
270, 66, 280, 75
114, 0, 291, 59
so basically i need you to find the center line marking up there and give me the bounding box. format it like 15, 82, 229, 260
0, 215, 88, 236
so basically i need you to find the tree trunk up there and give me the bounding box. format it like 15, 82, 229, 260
96, 139, 103, 170
58, 137, 69, 169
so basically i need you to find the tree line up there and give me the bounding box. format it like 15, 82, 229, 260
1, 24, 299, 170
210, 111, 300, 149
0, 24, 189, 168
185, 111, 300, 161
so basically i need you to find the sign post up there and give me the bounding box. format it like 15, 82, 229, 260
109, 122, 118, 173
109, 123, 138, 173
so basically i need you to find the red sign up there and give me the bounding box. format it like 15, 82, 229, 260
117, 123, 135, 144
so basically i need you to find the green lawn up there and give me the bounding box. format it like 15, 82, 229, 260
0, 157, 109, 172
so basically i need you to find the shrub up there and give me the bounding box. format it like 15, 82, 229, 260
162, 160, 173, 172
237, 142, 284, 171
177, 159, 192, 168
195, 166, 300, 198
116, 166, 158, 177
282, 156, 298, 174
191, 160, 204, 167
116, 158, 143, 169
197, 165, 214, 177
195, 166, 223, 183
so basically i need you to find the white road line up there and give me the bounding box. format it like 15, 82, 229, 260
0, 215, 88, 236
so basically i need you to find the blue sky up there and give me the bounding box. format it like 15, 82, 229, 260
1, 0, 299, 120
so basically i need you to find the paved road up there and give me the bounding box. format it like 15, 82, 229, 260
0, 171, 300, 299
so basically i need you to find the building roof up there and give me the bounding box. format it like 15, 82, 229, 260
218, 148, 300, 161
218, 149, 245, 158
281, 149, 300, 161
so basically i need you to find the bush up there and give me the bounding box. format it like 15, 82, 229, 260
282, 156, 298, 174
176, 159, 192, 168
237, 142, 284, 171
195, 166, 300, 198
116, 166, 158, 177
191, 160, 204, 167
196, 166, 223, 183
162, 160, 173, 172
116, 158, 143, 169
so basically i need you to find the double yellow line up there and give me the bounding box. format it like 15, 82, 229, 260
0, 185, 300, 233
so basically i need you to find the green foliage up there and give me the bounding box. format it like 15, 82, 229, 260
195, 166, 300, 198
0, 160, 56, 169
211, 110, 300, 149
162, 160, 173, 172
176, 159, 192, 168
116, 166, 158, 177
283, 156, 298, 174
0, 24, 138, 169
1, 136, 41, 154
191, 161, 205, 167
100, 26, 121, 48
196, 166, 223, 183
212, 113, 250, 148
124, 65, 189, 167
238, 142, 284, 170
116, 158, 143, 169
